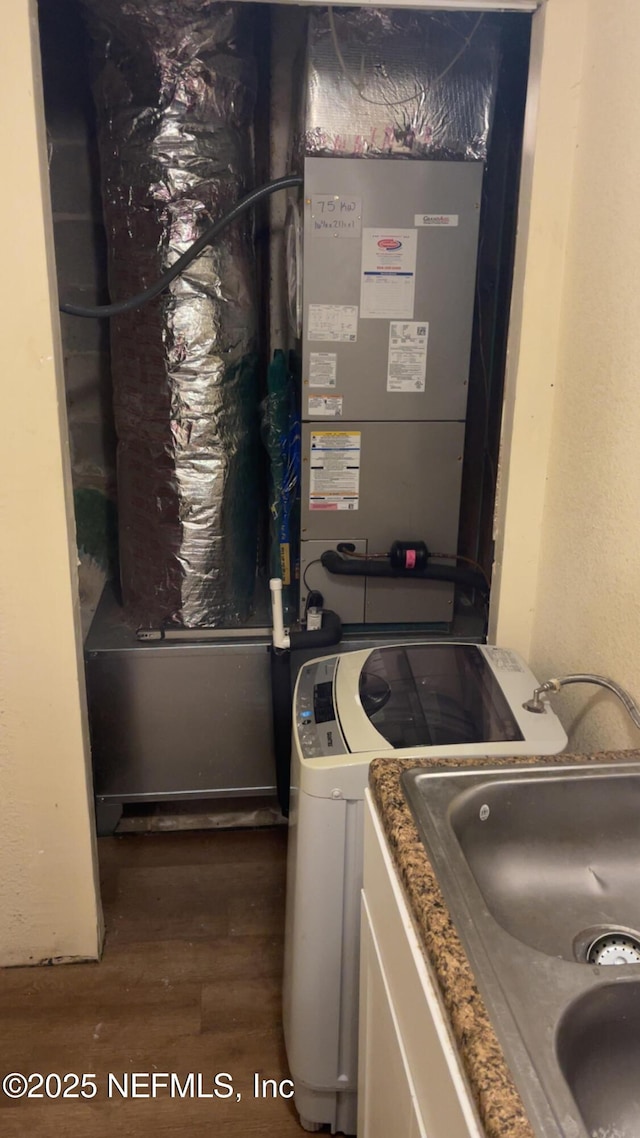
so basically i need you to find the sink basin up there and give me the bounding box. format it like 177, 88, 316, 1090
557, 981, 640, 1138
400, 760, 640, 1138
449, 771, 640, 960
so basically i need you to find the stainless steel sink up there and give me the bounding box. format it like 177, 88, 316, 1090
449, 768, 640, 961
557, 981, 640, 1138
401, 761, 640, 1138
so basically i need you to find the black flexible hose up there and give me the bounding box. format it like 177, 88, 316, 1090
270, 610, 343, 817
59, 174, 304, 319
270, 646, 293, 818
288, 609, 343, 651
320, 550, 489, 596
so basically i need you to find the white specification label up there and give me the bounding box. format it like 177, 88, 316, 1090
309, 352, 337, 388
414, 213, 459, 227
309, 431, 360, 511
387, 321, 429, 392
308, 395, 343, 417
484, 647, 524, 673
311, 195, 362, 239
360, 229, 417, 319
308, 305, 358, 342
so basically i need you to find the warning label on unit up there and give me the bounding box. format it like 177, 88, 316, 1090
308, 395, 343, 418
309, 431, 360, 511
360, 229, 417, 319
308, 305, 358, 342
387, 322, 429, 392
309, 352, 337, 388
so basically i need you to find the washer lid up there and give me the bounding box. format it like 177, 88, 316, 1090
338, 643, 524, 753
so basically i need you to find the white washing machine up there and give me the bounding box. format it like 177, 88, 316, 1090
282, 642, 567, 1134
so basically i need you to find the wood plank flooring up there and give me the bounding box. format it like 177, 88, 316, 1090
0, 827, 308, 1136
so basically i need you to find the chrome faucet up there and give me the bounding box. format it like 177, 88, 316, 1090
523, 673, 640, 729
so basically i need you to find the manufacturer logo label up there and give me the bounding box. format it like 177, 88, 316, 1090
377, 237, 402, 251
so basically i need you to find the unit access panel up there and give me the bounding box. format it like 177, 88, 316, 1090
299, 420, 465, 624
300, 156, 482, 625
301, 157, 483, 424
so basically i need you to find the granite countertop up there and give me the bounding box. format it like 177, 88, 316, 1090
369, 749, 640, 1138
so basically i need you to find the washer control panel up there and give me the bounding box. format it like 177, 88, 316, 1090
295, 656, 348, 759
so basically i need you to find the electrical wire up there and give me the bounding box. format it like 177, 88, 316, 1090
302, 559, 322, 595
327, 7, 484, 111
303, 550, 386, 603
59, 174, 304, 319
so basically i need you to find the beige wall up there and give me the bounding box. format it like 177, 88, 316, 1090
494, 0, 640, 749
491, 0, 588, 656
0, 0, 102, 965
527, 0, 640, 748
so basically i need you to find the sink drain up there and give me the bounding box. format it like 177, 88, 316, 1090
587, 932, 640, 966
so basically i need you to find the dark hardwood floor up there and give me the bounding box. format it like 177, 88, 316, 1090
0, 827, 307, 1136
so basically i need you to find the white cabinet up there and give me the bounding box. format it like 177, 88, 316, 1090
359, 894, 428, 1138
358, 790, 484, 1138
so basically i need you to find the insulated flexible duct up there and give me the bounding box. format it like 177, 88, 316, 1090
78, 0, 268, 628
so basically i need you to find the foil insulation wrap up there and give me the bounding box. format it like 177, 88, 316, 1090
80, 0, 259, 627
299, 9, 500, 162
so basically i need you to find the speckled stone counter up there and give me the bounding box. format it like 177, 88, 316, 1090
369, 749, 640, 1138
